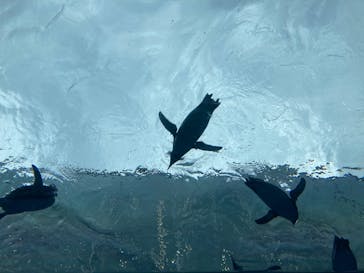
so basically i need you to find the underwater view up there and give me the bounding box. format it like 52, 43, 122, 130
0, 0, 363, 272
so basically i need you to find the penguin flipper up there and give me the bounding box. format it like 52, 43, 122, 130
255, 210, 277, 224
159, 112, 177, 137
194, 141, 222, 151
290, 177, 306, 201
32, 164, 43, 187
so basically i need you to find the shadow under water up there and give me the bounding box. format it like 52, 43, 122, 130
0, 166, 363, 272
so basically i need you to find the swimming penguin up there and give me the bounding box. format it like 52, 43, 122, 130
332, 236, 358, 272
159, 93, 222, 168
245, 177, 306, 224
230, 255, 281, 272
0, 165, 57, 219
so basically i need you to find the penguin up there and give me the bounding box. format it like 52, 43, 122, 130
332, 236, 358, 272
0, 165, 57, 219
230, 255, 281, 272
159, 93, 222, 168
245, 177, 306, 224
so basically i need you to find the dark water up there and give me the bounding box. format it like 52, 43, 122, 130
0, 165, 363, 272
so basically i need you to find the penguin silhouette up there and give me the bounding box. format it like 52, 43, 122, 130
245, 177, 306, 224
0, 165, 57, 219
332, 236, 358, 272
159, 93, 222, 168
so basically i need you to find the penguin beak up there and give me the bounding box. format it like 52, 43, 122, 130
168, 159, 175, 170
168, 155, 178, 170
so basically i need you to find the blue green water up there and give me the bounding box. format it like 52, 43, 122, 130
0, 165, 363, 272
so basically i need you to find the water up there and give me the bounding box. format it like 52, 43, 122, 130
0, 166, 363, 272
0, 0, 364, 272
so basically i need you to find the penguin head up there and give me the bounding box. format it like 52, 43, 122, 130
168, 152, 180, 169
290, 217, 298, 225
285, 204, 299, 224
